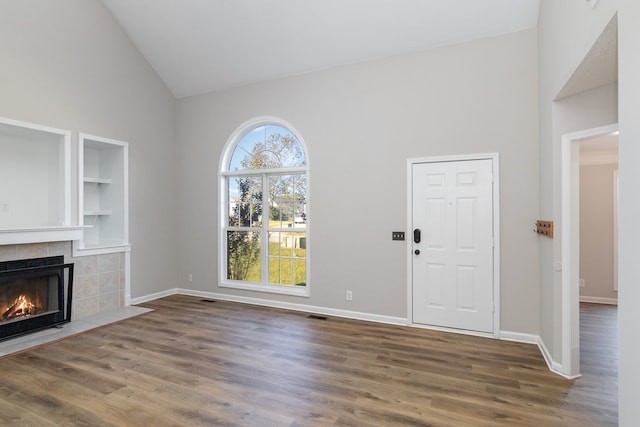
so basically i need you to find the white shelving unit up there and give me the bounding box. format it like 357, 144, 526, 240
0, 116, 85, 244
0, 117, 71, 229
74, 133, 130, 256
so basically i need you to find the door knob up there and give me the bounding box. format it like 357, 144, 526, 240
414, 249, 420, 255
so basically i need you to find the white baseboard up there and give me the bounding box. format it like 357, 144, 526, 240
131, 288, 577, 380
537, 336, 559, 372
130, 288, 178, 305
133, 287, 408, 326
537, 336, 580, 380
579, 296, 618, 305
499, 330, 539, 344
501, 331, 579, 379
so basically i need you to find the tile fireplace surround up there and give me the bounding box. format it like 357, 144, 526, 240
0, 241, 151, 355
0, 241, 124, 320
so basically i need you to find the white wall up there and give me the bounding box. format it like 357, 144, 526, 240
549, 84, 618, 359
176, 29, 540, 333
579, 163, 618, 303
538, 0, 640, 423
618, 1, 640, 424
537, 0, 618, 362
0, 0, 178, 299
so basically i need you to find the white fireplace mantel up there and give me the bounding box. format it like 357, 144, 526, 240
0, 226, 87, 246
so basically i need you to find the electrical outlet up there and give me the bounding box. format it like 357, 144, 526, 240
579, 279, 585, 288
392, 231, 405, 241
0, 202, 8, 212
188, 274, 193, 282
346, 290, 353, 301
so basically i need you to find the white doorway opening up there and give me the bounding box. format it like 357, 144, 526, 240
561, 123, 618, 378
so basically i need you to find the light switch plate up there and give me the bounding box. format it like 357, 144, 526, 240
392, 231, 405, 241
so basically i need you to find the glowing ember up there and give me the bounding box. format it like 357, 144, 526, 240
1, 294, 39, 321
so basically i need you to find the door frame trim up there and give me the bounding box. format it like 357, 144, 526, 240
560, 123, 618, 378
406, 153, 500, 337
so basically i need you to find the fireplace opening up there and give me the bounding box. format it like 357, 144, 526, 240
0, 256, 73, 341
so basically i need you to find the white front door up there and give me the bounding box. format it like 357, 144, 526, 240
411, 159, 495, 333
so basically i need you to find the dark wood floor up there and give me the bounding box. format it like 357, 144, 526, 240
0, 295, 617, 426
578, 302, 618, 423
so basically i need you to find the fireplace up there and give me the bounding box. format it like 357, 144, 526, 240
0, 256, 73, 341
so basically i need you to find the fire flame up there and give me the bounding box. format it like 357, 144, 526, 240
1, 294, 38, 321
14, 295, 35, 315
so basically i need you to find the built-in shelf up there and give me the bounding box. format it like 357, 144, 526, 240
84, 177, 112, 185
83, 210, 113, 216
74, 133, 129, 256
0, 116, 73, 245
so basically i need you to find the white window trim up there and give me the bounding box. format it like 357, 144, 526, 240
218, 116, 310, 297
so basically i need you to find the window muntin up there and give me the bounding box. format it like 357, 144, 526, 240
221, 120, 308, 295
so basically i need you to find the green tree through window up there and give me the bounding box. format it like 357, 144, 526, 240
222, 121, 308, 294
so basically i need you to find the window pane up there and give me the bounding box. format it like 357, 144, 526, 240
290, 232, 307, 256
270, 258, 292, 285
268, 232, 286, 257
268, 231, 306, 287
229, 125, 305, 171
292, 174, 307, 229
293, 260, 306, 286
227, 231, 261, 282
269, 174, 307, 229
228, 176, 262, 227
269, 175, 294, 228
228, 178, 238, 226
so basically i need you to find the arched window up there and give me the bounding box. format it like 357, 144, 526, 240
219, 118, 309, 296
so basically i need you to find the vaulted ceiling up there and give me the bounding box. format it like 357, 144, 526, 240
102, 0, 541, 98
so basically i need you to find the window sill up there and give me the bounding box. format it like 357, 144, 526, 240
220, 281, 309, 297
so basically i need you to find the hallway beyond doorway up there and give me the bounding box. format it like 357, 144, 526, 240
578, 302, 618, 422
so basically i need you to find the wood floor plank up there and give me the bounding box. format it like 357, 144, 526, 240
0, 296, 617, 426
0, 384, 61, 427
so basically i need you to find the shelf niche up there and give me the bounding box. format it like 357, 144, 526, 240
75, 133, 129, 256
0, 117, 71, 233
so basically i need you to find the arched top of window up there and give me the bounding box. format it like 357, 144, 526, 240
227, 123, 306, 172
